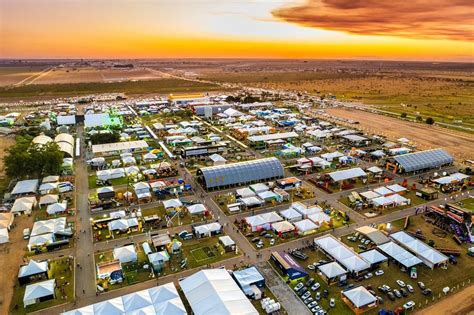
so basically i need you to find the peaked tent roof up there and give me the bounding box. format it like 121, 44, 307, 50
179, 269, 258, 315
18, 260, 48, 278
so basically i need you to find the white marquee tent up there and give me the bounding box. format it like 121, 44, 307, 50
179, 269, 258, 315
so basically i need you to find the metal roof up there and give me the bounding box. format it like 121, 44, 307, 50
247, 132, 298, 142
394, 149, 453, 172
328, 167, 367, 182
197, 157, 284, 189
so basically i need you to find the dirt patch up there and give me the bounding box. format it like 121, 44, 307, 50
324, 108, 474, 160
416, 285, 474, 315
0, 215, 33, 314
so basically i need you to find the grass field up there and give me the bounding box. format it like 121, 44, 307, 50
458, 197, 474, 212
0, 79, 224, 98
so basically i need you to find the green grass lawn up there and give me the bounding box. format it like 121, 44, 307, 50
458, 197, 474, 213
10, 257, 75, 315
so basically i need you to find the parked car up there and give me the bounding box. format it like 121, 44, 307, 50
376, 296, 384, 304
329, 298, 335, 308
364, 239, 371, 245
396, 280, 406, 287
304, 297, 314, 304
358, 245, 367, 250
400, 288, 408, 297
422, 288, 432, 296
269, 239, 275, 246
308, 301, 318, 308
251, 237, 260, 243
322, 289, 328, 298
311, 283, 321, 291
23, 228, 30, 240
301, 291, 311, 300
375, 270, 384, 276
403, 301, 416, 310
393, 289, 402, 298
364, 272, 373, 279
407, 284, 414, 293
311, 306, 322, 313
294, 282, 304, 292
418, 282, 426, 290
298, 287, 308, 296
387, 292, 396, 301
378, 286, 387, 294
382, 285, 391, 292
315, 292, 321, 301
306, 278, 315, 287
347, 236, 357, 242
308, 264, 316, 270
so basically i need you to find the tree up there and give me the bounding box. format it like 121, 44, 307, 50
416, 115, 423, 122
90, 131, 120, 145
425, 117, 435, 125
4, 139, 63, 178
400, 112, 407, 118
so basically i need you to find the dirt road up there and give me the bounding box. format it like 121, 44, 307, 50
416, 285, 474, 315
324, 108, 474, 160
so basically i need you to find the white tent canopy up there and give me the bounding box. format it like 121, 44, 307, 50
186, 204, 206, 215
11, 196, 37, 214
272, 220, 295, 233
113, 245, 137, 263
294, 219, 318, 232
19, 260, 49, 278
163, 199, 183, 209
328, 168, 367, 182
377, 241, 423, 268
314, 235, 370, 273
390, 231, 448, 268
23, 279, 55, 306
318, 262, 347, 279
179, 269, 258, 315
39, 194, 59, 206
342, 286, 377, 308
46, 202, 67, 215
280, 208, 303, 222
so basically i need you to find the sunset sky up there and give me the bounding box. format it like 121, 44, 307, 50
1, 0, 473, 60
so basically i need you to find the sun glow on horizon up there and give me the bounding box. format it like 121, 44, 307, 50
0, 0, 472, 61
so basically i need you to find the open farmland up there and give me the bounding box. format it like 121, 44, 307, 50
205, 70, 474, 125
0, 78, 225, 99
323, 107, 474, 160
31, 67, 166, 84
0, 66, 49, 86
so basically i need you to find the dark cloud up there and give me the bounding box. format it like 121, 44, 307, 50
272, 0, 474, 41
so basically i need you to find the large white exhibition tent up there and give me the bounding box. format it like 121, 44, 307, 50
179, 269, 258, 315
23, 279, 55, 306
11, 196, 37, 215
62, 282, 186, 315
113, 245, 137, 263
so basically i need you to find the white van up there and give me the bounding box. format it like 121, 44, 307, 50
23, 228, 30, 240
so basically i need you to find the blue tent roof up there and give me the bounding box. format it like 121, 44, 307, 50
394, 149, 453, 172
197, 158, 284, 189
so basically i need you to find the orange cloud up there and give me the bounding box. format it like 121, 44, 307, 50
273, 0, 474, 41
